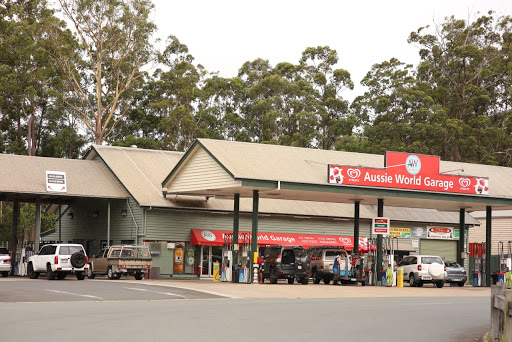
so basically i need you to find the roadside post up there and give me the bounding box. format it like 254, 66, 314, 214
397, 267, 404, 287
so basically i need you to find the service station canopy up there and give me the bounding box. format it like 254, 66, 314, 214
162, 139, 512, 212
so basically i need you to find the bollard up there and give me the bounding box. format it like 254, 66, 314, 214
397, 267, 404, 288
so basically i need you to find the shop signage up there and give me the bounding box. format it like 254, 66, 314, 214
411, 227, 427, 237
190, 229, 375, 252
389, 227, 411, 239
328, 151, 489, 195
46, 171, 67, 192
427, 226, 454, 240
372, 218, 390, 235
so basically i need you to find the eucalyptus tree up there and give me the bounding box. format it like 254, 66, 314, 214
298, 46, 354, 150
408, 11, 512, 164
350, 58, 438, 155
198, 75, 247, 141
0, 0, 82, 156
49, 0, 157, 145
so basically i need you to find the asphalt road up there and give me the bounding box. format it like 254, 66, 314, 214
0, 277, 226, 302
1, 278, 489, 342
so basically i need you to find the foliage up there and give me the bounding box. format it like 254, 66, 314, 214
0, 0, 86, 157
50, 0, 157, 145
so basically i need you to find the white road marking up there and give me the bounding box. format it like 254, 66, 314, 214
123, 287, 185, 298
45, 289, 103, 300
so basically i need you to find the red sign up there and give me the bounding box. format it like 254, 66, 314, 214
328, 151, 489, 195
190, 229, 374, 252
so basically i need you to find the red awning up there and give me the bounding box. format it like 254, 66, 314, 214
190, 229, 374, 252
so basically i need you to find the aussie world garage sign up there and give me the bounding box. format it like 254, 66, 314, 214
328, 151, 489, 195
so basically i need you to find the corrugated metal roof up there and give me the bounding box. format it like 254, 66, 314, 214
197, 138, 512, 199
89, 145, 183, 206
0, 153, 127, 200
91, 145, 478, 225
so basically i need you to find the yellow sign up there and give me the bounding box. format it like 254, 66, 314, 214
213, 262, 220, 282
389, 227, 411, 238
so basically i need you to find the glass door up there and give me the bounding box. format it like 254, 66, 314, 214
200, 245, 223, 278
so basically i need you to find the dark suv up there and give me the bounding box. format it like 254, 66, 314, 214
262, 246, 311, 284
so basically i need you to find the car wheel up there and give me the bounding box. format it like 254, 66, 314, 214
134, 272, 143, 280
70, 252, 86, 268
288, 278, 294, 284
28, 263, 39, 279
87, 265, 96, 279
457, 282, 465, 287
323, 277, 331, 285
107, 267, 115, 280
2, 271, 8, 277
417, 281, 423, 287
57, 272, 67, 280
409, 273, 416, 287
301, 277, 309, 285
435, 281, 444, 288
269, 268, 278, 284
313, 277, 320, 284
46, 264, 56, 280
76, 272, 85, 280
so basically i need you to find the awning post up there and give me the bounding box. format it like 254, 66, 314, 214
11, 201, 19, 276
353, 201, 360, 254
458, 208, 465, 265
35, 199, 41, 252
233, 194, 240, 269
250, 190, 259, 284
376, 199, 384, 284
486, 206, 492, 287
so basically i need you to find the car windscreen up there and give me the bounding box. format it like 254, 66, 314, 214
421, 256, 443, 264
59, 246, 84, 255
135, 247, 151, 259
445, 261, 461, 268
293, 248, 306, 257
0, 247, 8, 255
325, 251, 342, 260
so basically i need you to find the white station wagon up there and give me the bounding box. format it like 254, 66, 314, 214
397, 255, 446, 288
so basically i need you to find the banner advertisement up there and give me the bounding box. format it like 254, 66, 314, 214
328, 151, 489, 195
427, 226, 454, 240
389, 227, 411, 239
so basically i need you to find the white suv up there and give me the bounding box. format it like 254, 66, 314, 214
0, 247, 11, 277
28, 244, 88, 280
397, 255, 446, 288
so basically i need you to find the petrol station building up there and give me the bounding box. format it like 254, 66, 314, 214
2, 138, 512, 286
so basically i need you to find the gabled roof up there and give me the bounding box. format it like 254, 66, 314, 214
86, 144, 478, 225
0, 153, 127, 202
161, 138, 512, 211
86, 145, 183, 207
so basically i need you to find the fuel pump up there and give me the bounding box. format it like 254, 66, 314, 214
472, 242, 484, 287
367, 238, 377, 286
222, 233, 233, 282
239, 233, 251, 283
501, 241, 512, 287
497, 241, 507, 283
507, 242, 512, 288
481, 241, 487, 287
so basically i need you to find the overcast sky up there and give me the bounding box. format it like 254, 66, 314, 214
152, 0, 511, 100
